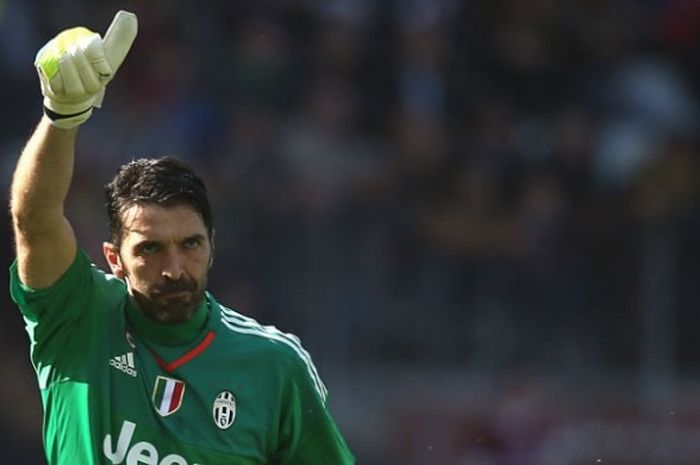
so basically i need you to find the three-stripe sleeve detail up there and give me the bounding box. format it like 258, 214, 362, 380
219, 307, 328, 402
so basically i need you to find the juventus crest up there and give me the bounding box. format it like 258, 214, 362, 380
213, 390, 237, 430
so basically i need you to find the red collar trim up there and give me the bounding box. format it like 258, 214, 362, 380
150, 331, 216, 373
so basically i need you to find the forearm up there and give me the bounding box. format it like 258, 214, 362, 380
11, 116, 77, 235
11, 116, 79, 288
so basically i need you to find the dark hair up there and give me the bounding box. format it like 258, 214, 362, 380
104, 157, 213, 246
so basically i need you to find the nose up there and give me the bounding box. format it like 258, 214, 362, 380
161, 249, 185, 280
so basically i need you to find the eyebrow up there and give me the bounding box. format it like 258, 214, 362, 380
132, 234, 207, 249
182, 234, 206, 243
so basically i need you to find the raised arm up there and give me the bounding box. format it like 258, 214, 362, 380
9, 11, 137, 289
11, 119, 79, 288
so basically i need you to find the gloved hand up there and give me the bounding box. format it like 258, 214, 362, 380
35, 10, 138, 129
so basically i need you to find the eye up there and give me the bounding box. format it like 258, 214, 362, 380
183, 237, 201, 249
138, 242, 160, 254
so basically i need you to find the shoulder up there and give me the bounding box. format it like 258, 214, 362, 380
215, 303, 328, 402
216, 304, 307, 363
93, 263, 127, 293
11, 248, 126, 310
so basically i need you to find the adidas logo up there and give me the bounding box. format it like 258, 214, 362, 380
109, 352, 137, 377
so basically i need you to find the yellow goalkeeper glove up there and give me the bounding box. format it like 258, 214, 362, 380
35, 10, 138, 129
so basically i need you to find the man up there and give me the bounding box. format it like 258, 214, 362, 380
9, 11, 355, 465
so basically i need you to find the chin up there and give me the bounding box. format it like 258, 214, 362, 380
136, 292, 201, 324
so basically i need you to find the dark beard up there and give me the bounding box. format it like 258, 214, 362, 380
132, 277, 206, 324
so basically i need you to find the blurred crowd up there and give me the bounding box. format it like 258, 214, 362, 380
3, 0, 700, 463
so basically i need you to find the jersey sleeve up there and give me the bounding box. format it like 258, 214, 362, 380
9, 249, 105, 374
275, 353, 355, 465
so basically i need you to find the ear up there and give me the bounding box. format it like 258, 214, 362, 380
103, 241, 126, 279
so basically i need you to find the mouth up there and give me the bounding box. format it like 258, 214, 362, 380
155, 289, 192, 300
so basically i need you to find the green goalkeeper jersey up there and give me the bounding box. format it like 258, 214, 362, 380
10, 250, 355, 465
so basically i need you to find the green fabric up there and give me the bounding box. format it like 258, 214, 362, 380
10, 250, 355, 465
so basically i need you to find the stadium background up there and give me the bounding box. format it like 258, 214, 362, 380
2, 0, 700, 463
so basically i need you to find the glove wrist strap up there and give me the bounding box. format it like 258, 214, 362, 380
43, 105, 92, 121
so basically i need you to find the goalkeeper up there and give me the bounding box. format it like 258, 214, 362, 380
9, 11, 355, 465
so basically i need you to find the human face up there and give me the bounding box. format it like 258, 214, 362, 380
103, 203, 213, 324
